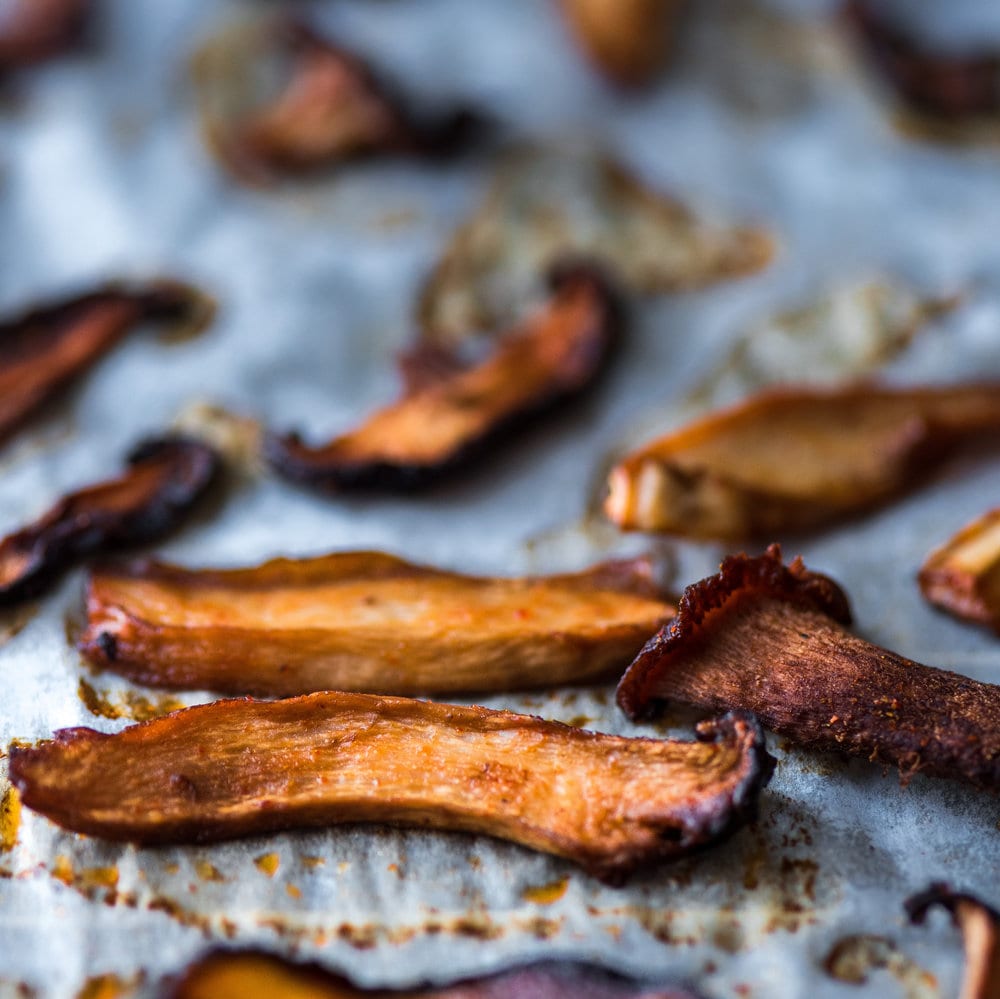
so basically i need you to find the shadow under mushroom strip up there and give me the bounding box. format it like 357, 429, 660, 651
617, 545, 1000, 790
79, 552, 674, 697
8, 694, 772, 884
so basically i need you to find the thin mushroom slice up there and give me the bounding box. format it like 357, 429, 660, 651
906, 884, 1000, 999
617, 545, 1000, 790
0, 0, 87, 70
8, 694, 772, 884
919, 508, 1000, 634
267, 264, 619, 492
79, 553, 675, 697
193, 17, 480, 184
170, 951, 703, 999
0, 281, 213, 447
0, 438, 220, 605
605, 382, 1000, 540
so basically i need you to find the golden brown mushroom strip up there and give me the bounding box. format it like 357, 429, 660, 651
267, 264, 619, 491
906, 885, 1000, 999
170, 951, 702, 999
919, 508, 1000, 634
8, 694, 772, 883
605, 383, 1000, 540
0, 281, 212, 447
0, 439, 220, 605
617, 546, 1000, 790
0, 0, 87, 70
79, 553, 674, 696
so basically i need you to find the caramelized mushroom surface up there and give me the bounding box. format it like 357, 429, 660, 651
0, 0, 87, 70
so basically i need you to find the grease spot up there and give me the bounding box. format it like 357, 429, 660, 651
522, 876, 569, 905
254, 852, 279, 877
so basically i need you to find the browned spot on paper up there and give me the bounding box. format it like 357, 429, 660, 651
74, 974, 140, 999
522, 875, 569, 905
79, 866, 119, 891
195, 860, 225, 882
824, 934, 938, 996
286, 883, 302, 899
254, 852, 279, 877
0, 604, 36, 648
566, 715, 595, 729
78, 679, 122, 720
301, 856, 325, 869
0, 787, 21, 852
51, 855, 74, 886
78, 679, 185, 722
146, 896, 211, 936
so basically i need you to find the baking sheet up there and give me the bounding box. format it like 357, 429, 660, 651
2, 0, 1000, 996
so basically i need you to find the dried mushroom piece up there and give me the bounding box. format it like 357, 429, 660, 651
843, 0, 1000, 122
0, 439, 220, 605
171, 951, 702, 999
617, 545, 1000, 790
80, 553, 674, 697
418, 147, 773, 347
8, 694, 772, 883
558, 0, 685, 87
0, 281, 213, 447
920, 508, 1000, 634
0, 0, 87, 70
193, 17, 479, 184
907, 884, 1000, 999
605, 382, 1000, 540
267, 264, 619, 491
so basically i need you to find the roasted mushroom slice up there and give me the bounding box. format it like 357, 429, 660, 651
80, 552, 674, 697
0, 439, 219, 605
557, 0, 686, 87
268, 264, 618, 491
171, 951, 702, 999
906, 885, 1000, 999
193, 17, 479, 184
0, 0, 87, 70
920, 508, 1000, 634
617, 545, 1000, 790
8, 694, 772, 883
0, 281, 213, 447
605, 383, 1000, 539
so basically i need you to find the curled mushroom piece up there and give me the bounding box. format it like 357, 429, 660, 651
267, 264, 619, 492
193, 17, 480, 184
0, 0, 88, 70
0, 281, 214, 447
920, 508, 1000, 635
617, 545, 1000, 790
605, 382, 1000, 540
79, 552, 674, 697
0, 439, 220, 605
557, 0, 686, 87
906, 884, 1000, 999
170, 951, 702, 999
8, 694, 772, 883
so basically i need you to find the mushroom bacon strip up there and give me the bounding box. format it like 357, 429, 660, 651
8, 695, 772, 883
267, 265, 619, 491
605, 383, 1000, 540
0, 281, 212, 447
617, 546, 1000, 790
920, 508, 1000, 635
0, 439, 220, 605
906, 885, 1000, 999
0, 0, 88, 70
79, 553, 674, 697
171, 951, 702, 999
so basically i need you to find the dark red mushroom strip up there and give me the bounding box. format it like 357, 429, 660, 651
0, 438, 220, 605
605, 382, 1000, 540
267, 264, 619, 491
617, 545, 1000, 790
8, 694, 772, 883
0, 0, 88, 70
906, 884, 1000, 999
0, 281, 213, 447
919, 508, 1000, 634
170, 951, 702, 999
79, 553, 674, 697
843, 0, 1000, 120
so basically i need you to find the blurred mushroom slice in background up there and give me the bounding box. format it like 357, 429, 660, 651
605, 382, 1000, 540
920, 508, 1000, 634
0, 0, 88, 70
418, 145, 774, 348
192, 16, 481, 184
557, 0, 686, 87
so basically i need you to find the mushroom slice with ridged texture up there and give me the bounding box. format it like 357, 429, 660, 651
0, 0, 87, 70
79, 552, 674, 697
605, 382, 1000, 540
906, 885, 1000, 999
617, 545, 1000, 790
8, 694, 772, 883
920, 508, 1000, 634
170, 951, 703, 999
0, 438, 220, 605
192, 17, 480, 185
0, 281, 214, 447
267, 264, 619, 492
